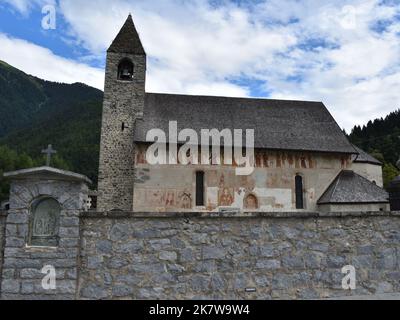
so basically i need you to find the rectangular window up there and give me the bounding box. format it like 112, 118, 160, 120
295, 175, 304, 209
196, 171, 205, 206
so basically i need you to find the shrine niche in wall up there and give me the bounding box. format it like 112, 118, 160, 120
29, 197, 61, 247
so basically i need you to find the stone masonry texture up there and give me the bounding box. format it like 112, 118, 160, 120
97, 51, 146, 212
1, 210, 400, 299
76, 212, 400, 300
0, 179, 88, 300
0, 212, 6, 293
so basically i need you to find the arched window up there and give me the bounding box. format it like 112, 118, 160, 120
29, 197, 61, 247
295, 175, 304, 209
117, 58, 134, 81
244, 194, 258, 210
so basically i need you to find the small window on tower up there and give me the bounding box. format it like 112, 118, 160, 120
118, 58, 134, 81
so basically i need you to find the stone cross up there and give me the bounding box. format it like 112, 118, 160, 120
42, 144, 57, 167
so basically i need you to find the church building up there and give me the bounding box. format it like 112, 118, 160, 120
1, 13, 399, 302
97, 15, 389, 214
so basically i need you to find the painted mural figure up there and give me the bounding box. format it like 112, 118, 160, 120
244, 194, 258, 210
147, 190, 164, 206
165, 191, 175, 207
219, 188, 234, 206
137, 147, 147, 164
180, 192, 192, 209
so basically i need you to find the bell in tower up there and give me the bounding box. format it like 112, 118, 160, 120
118, 58, 134, 81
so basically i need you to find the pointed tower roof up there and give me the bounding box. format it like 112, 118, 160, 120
108, 14, 145, 55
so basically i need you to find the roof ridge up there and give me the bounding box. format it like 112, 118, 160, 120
145, 92, 323, 104
330, 171, 343, 199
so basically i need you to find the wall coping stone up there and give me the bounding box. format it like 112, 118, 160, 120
81, 210, 400, 219
3, 166, 92, 185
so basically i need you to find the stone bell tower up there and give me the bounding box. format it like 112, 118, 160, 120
97, 14, 146, 211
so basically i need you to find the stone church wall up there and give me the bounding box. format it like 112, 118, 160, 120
77, 212, 400, 300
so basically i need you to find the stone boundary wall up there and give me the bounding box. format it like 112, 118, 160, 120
0, 211, 6, 293
77, 211, 400, 300
1, 210, 399, 299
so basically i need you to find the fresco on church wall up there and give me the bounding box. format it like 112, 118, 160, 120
244, 194, 258, 209
133, 143, 352, 212
178, 191, 192, 209
135, 143, 352, 170
218, 188, 235, 207
133, 187, 195, 212
164, 190, 176, 207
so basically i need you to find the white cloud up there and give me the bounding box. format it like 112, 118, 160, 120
58, 0, 296, 97
0, 33, 104, 90
2, 0, 400, 130
262, 0, 400, 130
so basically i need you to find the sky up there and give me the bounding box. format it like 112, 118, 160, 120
0, 0, 399, 131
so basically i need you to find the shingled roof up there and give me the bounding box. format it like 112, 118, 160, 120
108, 14, 145, 55
134, 93, 357, 154
352, 145, 382, 165
318, 170, 388, 204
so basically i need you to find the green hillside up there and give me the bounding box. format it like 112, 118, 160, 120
0, 60, 103, 201
0, 60, 47, 136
